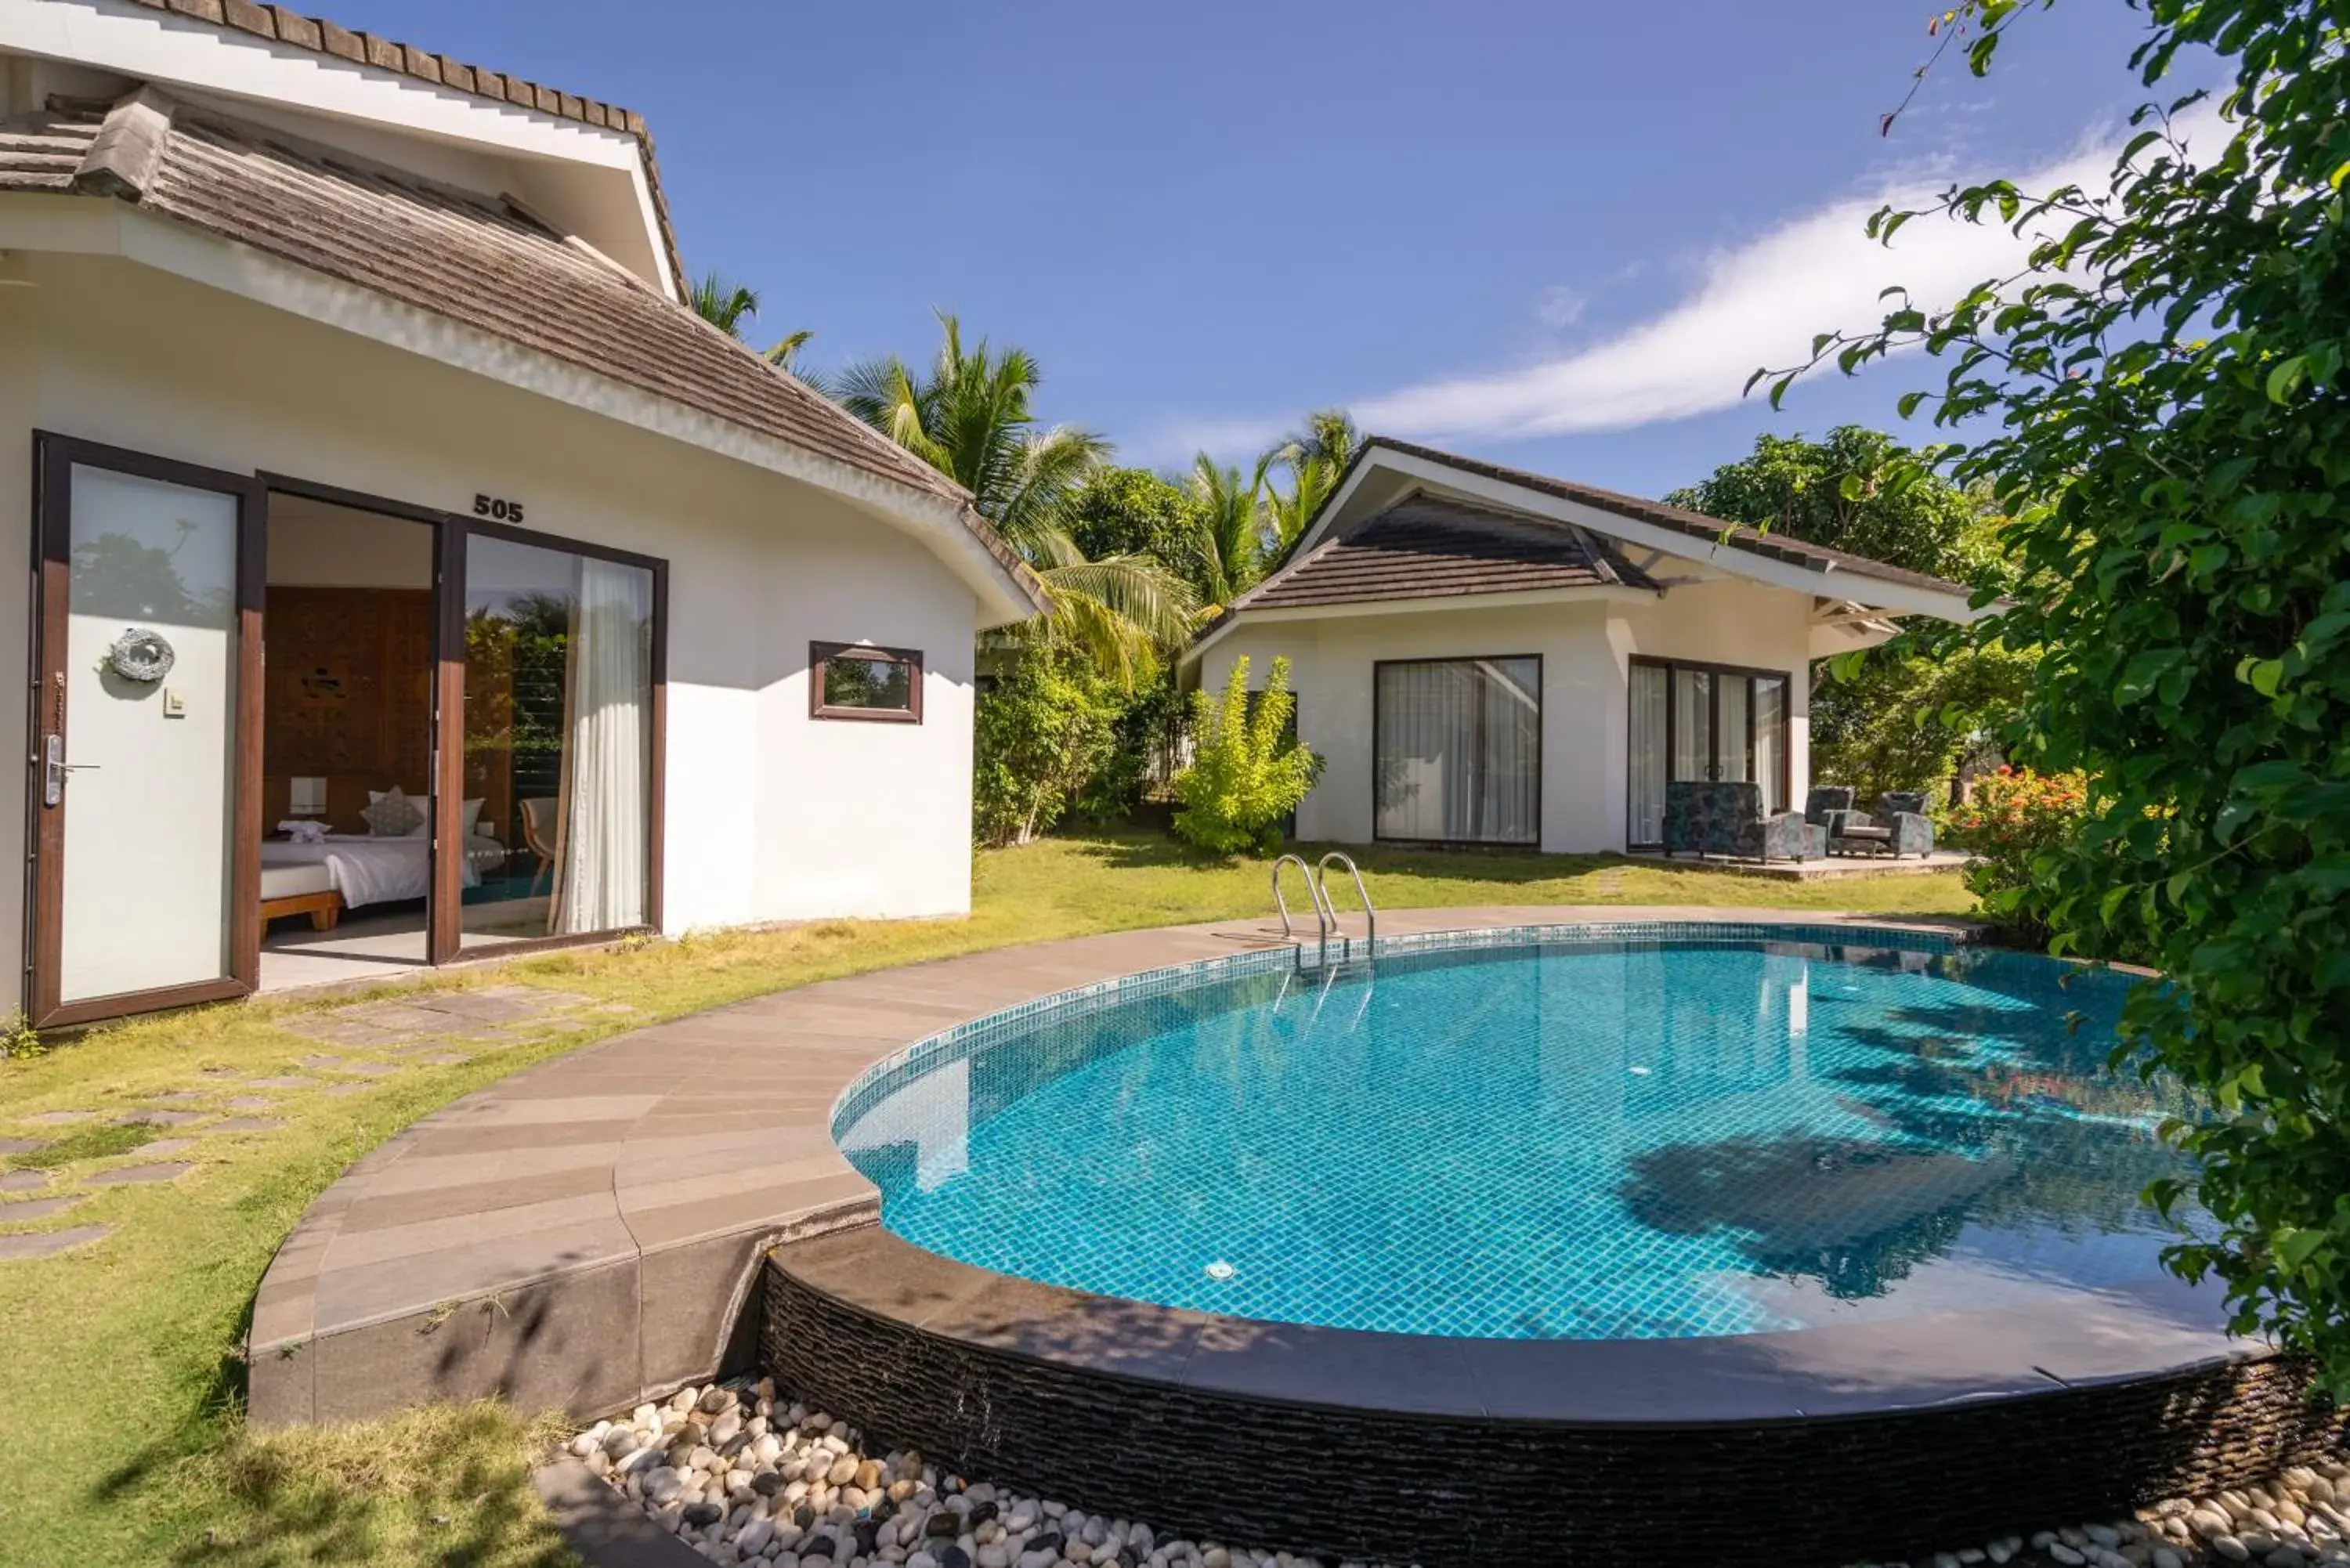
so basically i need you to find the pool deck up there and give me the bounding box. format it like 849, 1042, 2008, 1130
248, 904, 1994, 1427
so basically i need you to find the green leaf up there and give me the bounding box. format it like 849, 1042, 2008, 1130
2247, 658, 2285, 697
2266, 356, 2309, 403
1838, 474, 1865, 502
2279, 1227, 2327, 1272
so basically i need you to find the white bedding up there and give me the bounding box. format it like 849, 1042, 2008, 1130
259, 834, 508, 909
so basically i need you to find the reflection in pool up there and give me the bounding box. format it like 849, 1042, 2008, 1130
834, 934, 2200, 1341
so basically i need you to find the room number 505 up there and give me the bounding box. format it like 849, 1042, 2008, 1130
474, 493, 526, 523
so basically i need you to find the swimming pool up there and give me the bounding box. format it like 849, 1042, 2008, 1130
833, 925, 2197, 1343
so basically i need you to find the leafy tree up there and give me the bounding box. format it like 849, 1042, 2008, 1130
1666, 427, 2029, 800
1765, 0, 2350, 1382
1170, 656, 1321, 855
833, 312, 1194, 682
971, 645, 1121, 847
1061, 467, 1204, 565
1264, 408, 1360, 563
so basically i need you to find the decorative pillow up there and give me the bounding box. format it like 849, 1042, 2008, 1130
362, 786, 424, 838
462, 797, 486, 837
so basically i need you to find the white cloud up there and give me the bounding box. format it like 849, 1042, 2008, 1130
1534, 284, 1589, 331
1148, 106, 2224, 459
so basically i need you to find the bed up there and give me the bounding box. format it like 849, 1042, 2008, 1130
258, 833, 510, 928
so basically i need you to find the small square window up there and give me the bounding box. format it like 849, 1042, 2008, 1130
811, 642, 922, 723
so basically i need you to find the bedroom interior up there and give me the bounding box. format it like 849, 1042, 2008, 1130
255, 494, 657, 992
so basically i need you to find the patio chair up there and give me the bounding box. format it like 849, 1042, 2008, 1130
1828, 791, 1936, 858
520, 795, 560, 894
1803, 786, 1857, 860
1661, 780, 1813, 863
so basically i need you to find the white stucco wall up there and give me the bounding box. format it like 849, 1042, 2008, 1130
0, 255, 982, 1010
1195, 573, 1817, 856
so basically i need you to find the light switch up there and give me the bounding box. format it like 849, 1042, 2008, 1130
161, 687, 186, 718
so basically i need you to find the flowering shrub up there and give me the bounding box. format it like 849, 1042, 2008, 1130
1946, 768, 2088, 943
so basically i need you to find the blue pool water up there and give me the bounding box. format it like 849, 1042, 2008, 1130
835, 932, 2199, 1341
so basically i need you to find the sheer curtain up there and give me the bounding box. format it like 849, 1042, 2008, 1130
1374, 657, 1540, 844
551, 558, 653, 934
1628, 663, 1668, 845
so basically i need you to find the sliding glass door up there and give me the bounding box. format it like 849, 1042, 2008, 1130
1373, 656, 1542, 845
438, 525, 663, 956
1627, 657, 1790, 847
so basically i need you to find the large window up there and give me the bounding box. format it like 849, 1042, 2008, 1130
461, 533, 658, 944
1627, 656, 1790, 847
1374, 656, 1541, 844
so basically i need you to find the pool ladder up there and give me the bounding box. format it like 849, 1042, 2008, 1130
1271, 851, 1377, 968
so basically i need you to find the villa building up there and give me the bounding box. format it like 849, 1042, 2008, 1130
1184, 438, 1983, 854
0, 0, 1042, 1024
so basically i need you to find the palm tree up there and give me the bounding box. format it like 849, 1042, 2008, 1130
1264, 408, 1361, 563
689, 272, 761, 337
1181, 452, 1272, 616
691, 273, 819, 374
832, 313, 1193, 681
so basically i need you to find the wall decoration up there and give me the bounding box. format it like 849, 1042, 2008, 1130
104, 626, 175, 683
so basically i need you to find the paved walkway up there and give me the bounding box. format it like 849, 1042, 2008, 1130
244, 905, 1972, 1428
0, 986, 630, 1264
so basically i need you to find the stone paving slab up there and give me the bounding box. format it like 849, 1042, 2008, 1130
142, 1138, 199, 1158
0, 1170, 48, 1192
117, 1109, 207, 1126
23, 1110, 96, 1125
87, 1162, 193, 1186
0, 1195, 84, 1223
246, 904, 1971, 1429
225, 1097, 276, 1111
0, 1138, 47, 1156
208, 1118, 284, 1135
0, 1225, 107, 1260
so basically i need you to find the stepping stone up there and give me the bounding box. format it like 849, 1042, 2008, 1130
331, 1062, 398, 1078
147, 1090, 204, 1104
245, 1076, 316, 1090
24, 1111, 96, 1125
0, 1138, 46, 1157
225, 1097, 275, 1111
0, 1170, 48, 1192
323, 1082, 372, 1097
286, 1018, 414, 1047
0, 1195, 83, 1223
116, 1109, 205, 1126
413, 1053, 467, 1067
296, 1055, 345, 1069
85, 1163, 192, 1187
0, 1226, 107, 1261
141, 1139, 198, 1158
207, 1118, 281, 1134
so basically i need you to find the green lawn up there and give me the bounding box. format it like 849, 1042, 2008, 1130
0, 832, 1969, 1566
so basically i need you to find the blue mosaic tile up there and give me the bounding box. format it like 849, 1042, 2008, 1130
833, 926, 2200, 1342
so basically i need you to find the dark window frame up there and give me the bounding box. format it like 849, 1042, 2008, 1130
1370, 653, 1544, 849
810, 641, 924, 724
1625, 654, 1792, 850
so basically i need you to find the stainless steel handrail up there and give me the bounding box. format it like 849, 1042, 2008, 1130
1314, 851, 1377, 962
1271, 853, 1334, 942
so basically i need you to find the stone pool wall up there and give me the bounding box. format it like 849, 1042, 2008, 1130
759, 1252, 2345, 1568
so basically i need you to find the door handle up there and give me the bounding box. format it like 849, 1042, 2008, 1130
42, 735, 96, 807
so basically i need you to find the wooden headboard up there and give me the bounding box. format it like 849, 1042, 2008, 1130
262, 587, 457, 836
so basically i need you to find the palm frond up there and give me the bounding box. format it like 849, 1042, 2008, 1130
765, 329, 815, 371
690, 272, 761, 337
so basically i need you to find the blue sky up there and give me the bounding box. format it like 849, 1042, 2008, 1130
328, 1, 2175, 497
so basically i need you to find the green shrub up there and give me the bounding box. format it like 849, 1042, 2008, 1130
972, 646, 1120, 847
1170, 656, 1320, 855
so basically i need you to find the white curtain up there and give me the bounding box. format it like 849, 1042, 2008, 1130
1754, 677, 1787, 812
552, 558, 653, 934
1373, 657, 1540, 844
1628, 663, 1668, 845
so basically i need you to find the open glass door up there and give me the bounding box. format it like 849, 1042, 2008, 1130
31, 436, 263, 1026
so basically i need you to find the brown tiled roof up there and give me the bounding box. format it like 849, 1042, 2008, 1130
106, 0, 690, 301
1235, 493, 1659, 612
0, 96, 1037, 600
1341, 437, 1975, 598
